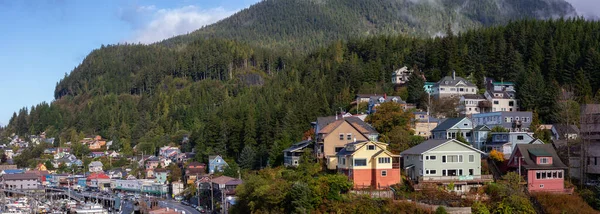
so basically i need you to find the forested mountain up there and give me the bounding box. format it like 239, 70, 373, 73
5, 18, 600, 169
162, 0, 576, 51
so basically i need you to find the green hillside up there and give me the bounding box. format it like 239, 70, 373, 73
162, 0, 576, 51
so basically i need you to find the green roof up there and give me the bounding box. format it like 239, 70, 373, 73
528, 148, 551, 156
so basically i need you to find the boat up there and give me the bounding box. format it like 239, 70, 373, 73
72, 203, 108, 214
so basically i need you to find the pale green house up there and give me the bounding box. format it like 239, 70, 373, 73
400, 139, 493, 193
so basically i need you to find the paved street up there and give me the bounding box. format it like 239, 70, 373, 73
159, 200, 200, 214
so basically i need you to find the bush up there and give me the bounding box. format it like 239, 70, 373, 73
533, 192, 598, 214
489, 149, 504, 162
471, 201, 490, 214
435, 206, 447, 214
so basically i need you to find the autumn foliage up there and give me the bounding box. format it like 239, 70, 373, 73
489, 149, 505, 162
532, 192, 598, 214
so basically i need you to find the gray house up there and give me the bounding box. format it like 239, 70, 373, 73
1, 173, 40, 190
283, 139, 312, 167
400, 139, 492, 193
471, 111, 533, 132
431, 117, 474, 143
487, 132, 543, 157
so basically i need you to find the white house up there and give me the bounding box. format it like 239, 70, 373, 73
391, 66, 412, 84
89, 161, 104, 173
459, 94, 487, 116
431, 71, 478, 99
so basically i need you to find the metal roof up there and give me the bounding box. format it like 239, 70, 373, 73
432, 117, 468, 131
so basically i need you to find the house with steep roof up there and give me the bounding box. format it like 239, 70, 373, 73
88, 161, 104, 173
391, 66, 413, 85
508, 144, 570, 193
487, 132, 543, 157
401, 139, 492, 193
283, 139, 312, 167
367, 95, 408, 114
337, 141, 400, 189
551, 124, 579, 141
314, 115, 379, 169
431, 117, 474, 143
431, 71, 478, 99
209, 155, 228, 174
145, 156, 160, 170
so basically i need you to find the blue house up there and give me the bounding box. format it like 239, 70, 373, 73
208, 155, 229, 174
367, 95, 406, 114
0, 169, 24, 175
431, 117, 474, 143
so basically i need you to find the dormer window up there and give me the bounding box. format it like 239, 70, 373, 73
540, 157, 550, 164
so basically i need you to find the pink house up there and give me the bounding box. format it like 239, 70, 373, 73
507, 144, 568, 193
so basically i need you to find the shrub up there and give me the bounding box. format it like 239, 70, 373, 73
489, 149, 505, 162
471, 201, 490, 214
435, 206, 448, 214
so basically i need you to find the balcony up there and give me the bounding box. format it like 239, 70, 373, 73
418, 175, 493, 183
478, 101, 492, 108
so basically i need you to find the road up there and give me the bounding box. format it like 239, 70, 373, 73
159, 200, 201, 214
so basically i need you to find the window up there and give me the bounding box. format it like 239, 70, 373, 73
509, 101, 514, 106
442, 170, 447, 176
469, 155, 474, 162
494, 101, 499, 105
441, 88, 445, 91
347, 134, 352, 140
426, 155, 436, 161
354, 159, 367, 166
517, 135, 524, 140
335, 147, 344, 153
540, 157, 549, 164
469, 169, 474, 175
540, 184, 544, 188
425, 170, 437, 175
381, 170, 387, 176
342, 158, 346, 165
339, 134, 344, 140
459, 169, 463, 175
451, 88, 456, 91
367, 145, 376, 150
378, 157, 391, 164
445, 155, 461, 163
459, 88, 464, 92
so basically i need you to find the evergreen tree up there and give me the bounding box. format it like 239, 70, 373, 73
239, 145, 256, 170
406, 70, 425, 105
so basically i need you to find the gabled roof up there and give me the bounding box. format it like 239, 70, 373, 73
212, 176, 235, 185
369, 96, 406, 105
209, 155, 223, 161
283, 140, 312, 152
473, 125, 491, 131
432, 117, 469, 132
552, 124, 579, 135
89, 161, 103, 167
87, 172, 110, 180
400, 139, 484, 155
435, 76, 476, 87
337, 141, 397, 157
188, 162, 206, 168
509, 144, 567, 169
317, 116, 378, 136
225, 179, 243, 186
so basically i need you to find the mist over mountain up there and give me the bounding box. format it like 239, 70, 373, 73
162, 0, 577, 51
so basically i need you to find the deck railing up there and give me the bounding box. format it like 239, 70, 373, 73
418, 174, 493, 183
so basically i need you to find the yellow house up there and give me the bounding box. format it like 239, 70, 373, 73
412, 112, 439, 138
315, 116, 379, 170
336, 141, 401, 189
36, 163, 48, 171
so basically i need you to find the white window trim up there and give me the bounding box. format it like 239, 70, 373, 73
468, 155, 474, 163
381, 170, 387, 177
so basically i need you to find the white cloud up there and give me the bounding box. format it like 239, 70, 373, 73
125, 5, 237, 44
565, 0, 600, 19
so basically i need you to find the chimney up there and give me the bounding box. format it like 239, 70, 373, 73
452, 70, 456, 80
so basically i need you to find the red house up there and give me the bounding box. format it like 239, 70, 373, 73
507, 144, 568, 193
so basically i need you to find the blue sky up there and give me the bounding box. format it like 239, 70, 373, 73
0, 0, 260, 125
0, 0, 597, 126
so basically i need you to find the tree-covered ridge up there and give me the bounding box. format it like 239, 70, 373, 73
162, 0, 576, 51
6, 19, 600, 169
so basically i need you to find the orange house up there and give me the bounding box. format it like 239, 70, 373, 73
337, 141, 401, 189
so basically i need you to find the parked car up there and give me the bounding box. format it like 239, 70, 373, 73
196, 206, 205, 213
174, 196, 183, 201
181, 200, 190, 206
191, 204, 197, 209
